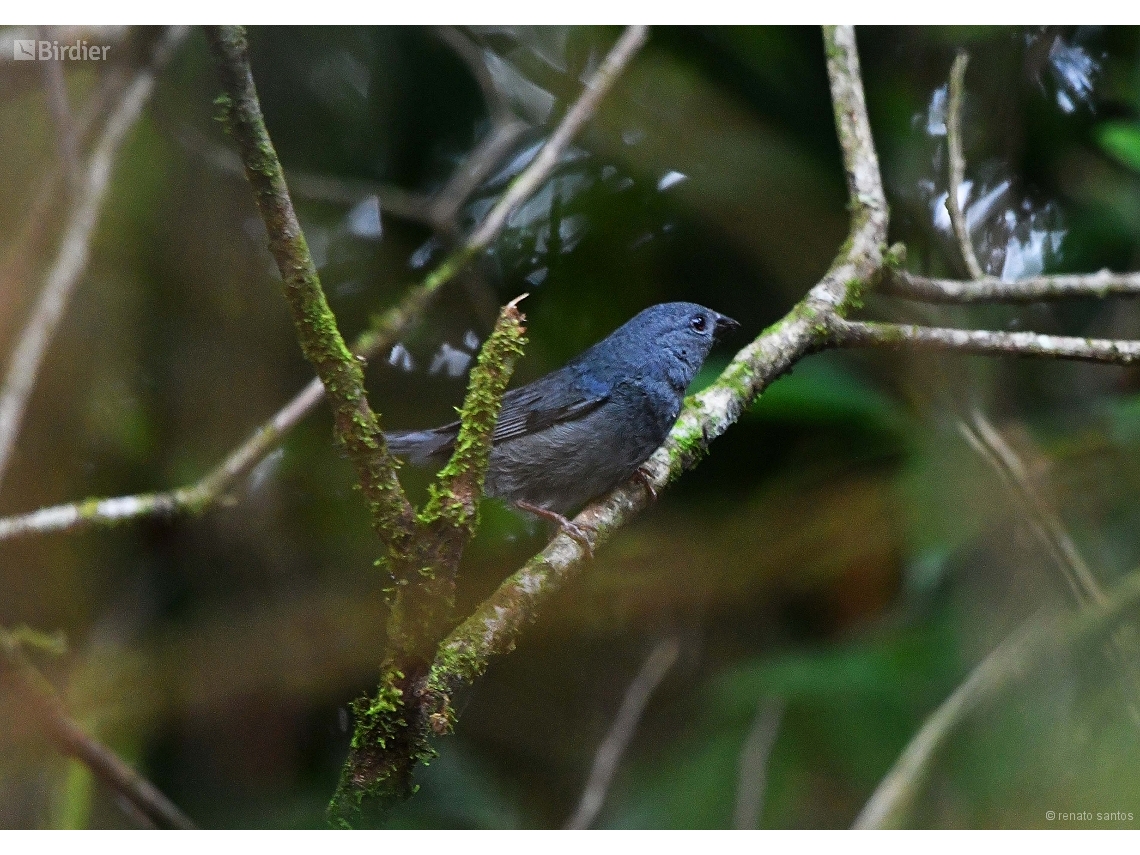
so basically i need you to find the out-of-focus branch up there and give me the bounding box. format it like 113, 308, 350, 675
433, 26, 514, 128
958, 413, 1103, 606
466, 25, 648, 250
957, 412, 1140, 726
38, 27, 81, 195
855, 567, 1140, 828
565, 636, 680, 829
882, 269, 1140, 303
733, 696, 784, 830
175, 124, 439, 225
945, 51, 983, 280
829, 319, 1140, 365
0, 627, 194, 829
0, 26, 189, 494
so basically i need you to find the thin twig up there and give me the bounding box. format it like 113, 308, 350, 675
427, 118, 529, 233
0, 66, 128, 309
466, 25, 648, 250
565, 637, 681, 829
175, 124, 439, 225
830, 319, 1140, 365
0, 628, 194, 829
433, 26, 514, 128
882, 269, 1140, 303
37, 27, 82, 195
957, 411, 1140, 726
958, 413, 1103, 606
0, 26, 189, 494
945, 51, 984, 280
855, 566, 1140, 828
733, 696, 785, 830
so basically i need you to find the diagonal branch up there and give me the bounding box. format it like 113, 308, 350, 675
565, 636, 681, 829
207, 25, 420, 559
1, 627, 194, 829
0, 26, 189, 494
854, 567, 1140, 828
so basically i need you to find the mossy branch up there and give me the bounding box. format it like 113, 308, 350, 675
206, 26, 418, 560
421, 295, 528, 537
330, 298, 528, 825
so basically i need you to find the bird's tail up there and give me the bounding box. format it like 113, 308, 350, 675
385, 426, 457, 466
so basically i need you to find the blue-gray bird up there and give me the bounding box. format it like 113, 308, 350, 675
387, 302, 739, 546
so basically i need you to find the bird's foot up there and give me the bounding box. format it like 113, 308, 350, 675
514, 500, 595, 559
633, 465, 658, 502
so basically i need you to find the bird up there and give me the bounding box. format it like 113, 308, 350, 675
386, 302, 740, 551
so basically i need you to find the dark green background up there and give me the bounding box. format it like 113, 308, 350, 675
2, 25, 1140, 828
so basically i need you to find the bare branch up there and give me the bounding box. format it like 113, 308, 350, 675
426, 118, 529, 233
37, 27, 81, 195
830, 319, 1140, 365
466, 25, 648, 250
959, 413, 1103, 606
855, 567, 1140, 828
565, 636, 680, 829
433, 26, 514, 128
882, 269, 1140, 303
0, 27, 189, 493
0, 627, 194, 829
733, 696, 784, 830
945, 51, 984, 280
957, 412, 1140, 726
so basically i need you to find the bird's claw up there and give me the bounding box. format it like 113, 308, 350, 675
634, 465, 658, 502
514, 501, 595, 559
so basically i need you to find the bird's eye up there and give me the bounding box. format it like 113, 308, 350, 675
690, 315, 708, 332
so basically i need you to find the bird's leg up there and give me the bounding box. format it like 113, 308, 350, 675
514, 500, 595, 559
633, 465, 658, 502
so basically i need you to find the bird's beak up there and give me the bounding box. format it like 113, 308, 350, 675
714, 314, 741, 341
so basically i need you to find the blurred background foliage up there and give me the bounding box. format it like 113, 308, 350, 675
2, 24, 1140, 829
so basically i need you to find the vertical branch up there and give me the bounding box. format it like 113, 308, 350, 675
733, 696, 784, 829
37, 26, 81, 195
387, 296, 528, 657
207, 26, 419, 560
945, 51, 984, 280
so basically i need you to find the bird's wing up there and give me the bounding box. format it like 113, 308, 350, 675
388, 368, 612, 462
490, 370, 611, 443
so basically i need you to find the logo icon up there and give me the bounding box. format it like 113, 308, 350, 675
13, 39, 35, 61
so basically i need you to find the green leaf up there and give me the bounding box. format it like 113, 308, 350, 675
1096, 121, 1140, 174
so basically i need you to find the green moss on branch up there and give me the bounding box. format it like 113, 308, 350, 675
206, 26, 417, 559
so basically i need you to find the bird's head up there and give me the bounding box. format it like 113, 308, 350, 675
600, 301, 741, 389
